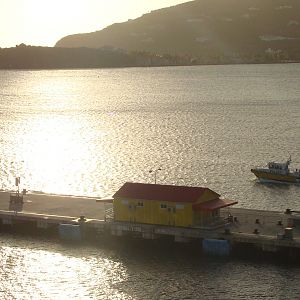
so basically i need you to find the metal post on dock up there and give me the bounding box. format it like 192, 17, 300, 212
15, 177, 20, 196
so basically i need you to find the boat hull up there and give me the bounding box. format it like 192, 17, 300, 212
251, 169, 300, 184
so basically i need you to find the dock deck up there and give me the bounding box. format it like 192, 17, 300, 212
0, 191, 105, 220
0, 191, 299, 254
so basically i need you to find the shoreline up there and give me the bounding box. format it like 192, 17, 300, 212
0, 61, 299, 72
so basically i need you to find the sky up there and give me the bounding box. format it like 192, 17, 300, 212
0, 0, 191, 48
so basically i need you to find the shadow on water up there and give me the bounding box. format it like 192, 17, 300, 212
253, 180, 293, 191
3, 231, 300, 267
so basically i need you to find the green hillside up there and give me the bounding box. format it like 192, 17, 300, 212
55, 0, 300, 63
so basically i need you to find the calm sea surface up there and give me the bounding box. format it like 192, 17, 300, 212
1, 64, 300, 299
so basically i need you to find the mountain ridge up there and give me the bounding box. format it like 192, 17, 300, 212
55, 0, 300, 63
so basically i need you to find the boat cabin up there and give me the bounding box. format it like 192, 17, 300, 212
268, 161, 289, 170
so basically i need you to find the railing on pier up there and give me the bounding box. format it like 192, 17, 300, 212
104, 206, 114, 222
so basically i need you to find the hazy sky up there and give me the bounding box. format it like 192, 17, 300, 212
0, 0, 191, 48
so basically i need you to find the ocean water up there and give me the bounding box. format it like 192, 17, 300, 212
1, 234, 300, 300
0, 64, 300, 299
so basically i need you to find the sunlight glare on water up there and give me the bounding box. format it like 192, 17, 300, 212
0, 65, 300, 207
18, 115, 106, 195
1, 240, 130, 300
0, 64, 300, 300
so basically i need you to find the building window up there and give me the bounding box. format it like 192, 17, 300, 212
137, 202, 144, 207
160, 204, 167, 209
176, 204, 184, 209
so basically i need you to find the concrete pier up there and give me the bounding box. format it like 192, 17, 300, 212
0, 191, 299, 256
0, 191, 105, 219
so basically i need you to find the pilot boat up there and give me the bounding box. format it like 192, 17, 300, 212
251, 157, 300, 184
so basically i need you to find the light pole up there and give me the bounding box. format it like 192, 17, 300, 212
149, 168, 162, 184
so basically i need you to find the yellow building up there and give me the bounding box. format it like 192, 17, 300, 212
113, 182, 237, 227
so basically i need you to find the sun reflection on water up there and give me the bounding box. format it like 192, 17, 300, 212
1, 72, 115, 196
1, 243, 130, 299
17, 114, 106, 196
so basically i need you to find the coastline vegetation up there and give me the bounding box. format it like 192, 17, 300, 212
0, 44, 298, 70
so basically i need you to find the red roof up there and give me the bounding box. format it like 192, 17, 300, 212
193, 198, 238, 211
96, 198, 113, 203
113, 182, 219, 203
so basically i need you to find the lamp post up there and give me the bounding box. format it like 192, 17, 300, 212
149, 168, 162, 184
15, 177, 20, 196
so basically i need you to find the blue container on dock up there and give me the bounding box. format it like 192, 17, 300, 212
59, 224, 82, 241
202, 239, 230, 256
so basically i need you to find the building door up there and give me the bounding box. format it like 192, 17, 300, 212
167, 206, 176, 226
128, 204, 136, 223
